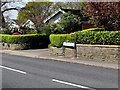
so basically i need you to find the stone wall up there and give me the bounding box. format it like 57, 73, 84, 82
76, 44, 119, 62
2, 43, 29, 50
49, 44, 120, 62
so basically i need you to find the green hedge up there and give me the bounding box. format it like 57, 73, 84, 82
0, 34, 50, 49
81, 28, 105, 32
76, 31, 120, 45
49, 34, 68, 47
49, 30, 120, 47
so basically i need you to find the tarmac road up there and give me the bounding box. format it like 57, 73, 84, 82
1, 53, 118, 89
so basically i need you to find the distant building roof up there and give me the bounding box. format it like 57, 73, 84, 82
43, 8, 88, 23
13, 20, 26, 26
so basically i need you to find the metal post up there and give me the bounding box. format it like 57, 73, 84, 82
74, 43, 77, 58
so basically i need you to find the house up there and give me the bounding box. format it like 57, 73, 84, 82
22, 19, 36, 29
43, 8, 95, 30
8, 19, 36, 33
8, 19, 26, 31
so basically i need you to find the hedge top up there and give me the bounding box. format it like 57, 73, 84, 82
49, 28, 120, 47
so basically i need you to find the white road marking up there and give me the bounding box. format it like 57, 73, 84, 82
0, 65, 26, 74
52, 79, 93, 89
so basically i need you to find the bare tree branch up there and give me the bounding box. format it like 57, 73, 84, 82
1, 2, 7, 7
2, 8, 18, 13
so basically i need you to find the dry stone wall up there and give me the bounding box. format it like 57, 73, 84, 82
49, 44, 120, 62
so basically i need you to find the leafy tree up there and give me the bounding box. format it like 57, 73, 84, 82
59, 12, 82, 33
43, 12, 82, 35
17, 2, 53, 31
17, 2, 83, 30
17, 2, 84, 34
82, 2, 119, 30
51, 2, 83, 10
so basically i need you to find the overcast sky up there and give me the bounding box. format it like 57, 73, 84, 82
6, 0, 116, 19
7, 0, 79, 19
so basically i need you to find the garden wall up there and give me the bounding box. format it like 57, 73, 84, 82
2, 43, 30, 50
49, 44, 120, 62
76, 44, 119, 62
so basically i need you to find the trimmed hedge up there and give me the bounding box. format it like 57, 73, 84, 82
76, 31, 120, 45
0, 34, 50, 49
49, 30, 120, 47
81, 28, 105, 32
49, 34, 68, 47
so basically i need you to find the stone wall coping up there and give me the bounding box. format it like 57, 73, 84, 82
76, 44, 120, 48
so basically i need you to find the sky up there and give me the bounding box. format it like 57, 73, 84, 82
3, 0, 36, 19
3, 2, 27, 19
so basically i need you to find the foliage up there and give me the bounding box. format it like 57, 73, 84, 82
81, 28, 105, 32
82, 2, 120, 30
59, 12, 82, 33
17, 2, 53, 28
43, 12, 82, 34
43, 22, 64, 35
17, 2, 84, 32
76, 31, 120, 45
49, 34, 68, 47
51, 2, 84, 10
1, 27, 12, 34
49, 28, 120, 47
1, 34, 50, 48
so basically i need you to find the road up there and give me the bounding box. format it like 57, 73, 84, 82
1, 53, 118, 89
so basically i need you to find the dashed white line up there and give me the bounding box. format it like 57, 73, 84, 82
52, 79, 94, 89
0, 65, 26, 74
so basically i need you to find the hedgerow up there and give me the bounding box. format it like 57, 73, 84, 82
0, 34, 50, 49
76, 31, 120, 45
49, 29, 120, 47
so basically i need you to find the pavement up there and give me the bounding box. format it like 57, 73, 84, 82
0, 48, 119, 69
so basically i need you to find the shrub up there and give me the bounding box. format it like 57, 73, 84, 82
43, 22, 64, 35
49, 29, 120, 47
76, 31, 120, 45
43, 12, 82, 35
81, 28, 105, 32
49, 34, 68, 47
1, 34, 50, 49
66, 32, 77, 42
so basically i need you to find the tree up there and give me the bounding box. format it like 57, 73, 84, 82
43, 12, 82, 34
82, 2, 120, 30
17, 2, 83, 30
59, 12, 82, 33
51, 2, 83, 10
17, 2, 55, 33
0, 1, 20, 28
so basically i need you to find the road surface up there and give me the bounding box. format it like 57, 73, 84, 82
1, 53, 118, 89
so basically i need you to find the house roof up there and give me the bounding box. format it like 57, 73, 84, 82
43, 8, 88, 23
13, 20, 26, 26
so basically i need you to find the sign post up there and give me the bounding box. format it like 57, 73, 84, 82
62, 42, 77, 58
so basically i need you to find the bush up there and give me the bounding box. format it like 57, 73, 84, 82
43, 22, 64, 35
49, 28, 120, 47
1, 34, 50, 49
76, 31, 120, 45
43, 12, 82, 35
81, 28, 105, 32
49, 34, 68, 47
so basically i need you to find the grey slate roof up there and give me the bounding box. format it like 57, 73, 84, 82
43, 8, 88, 23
